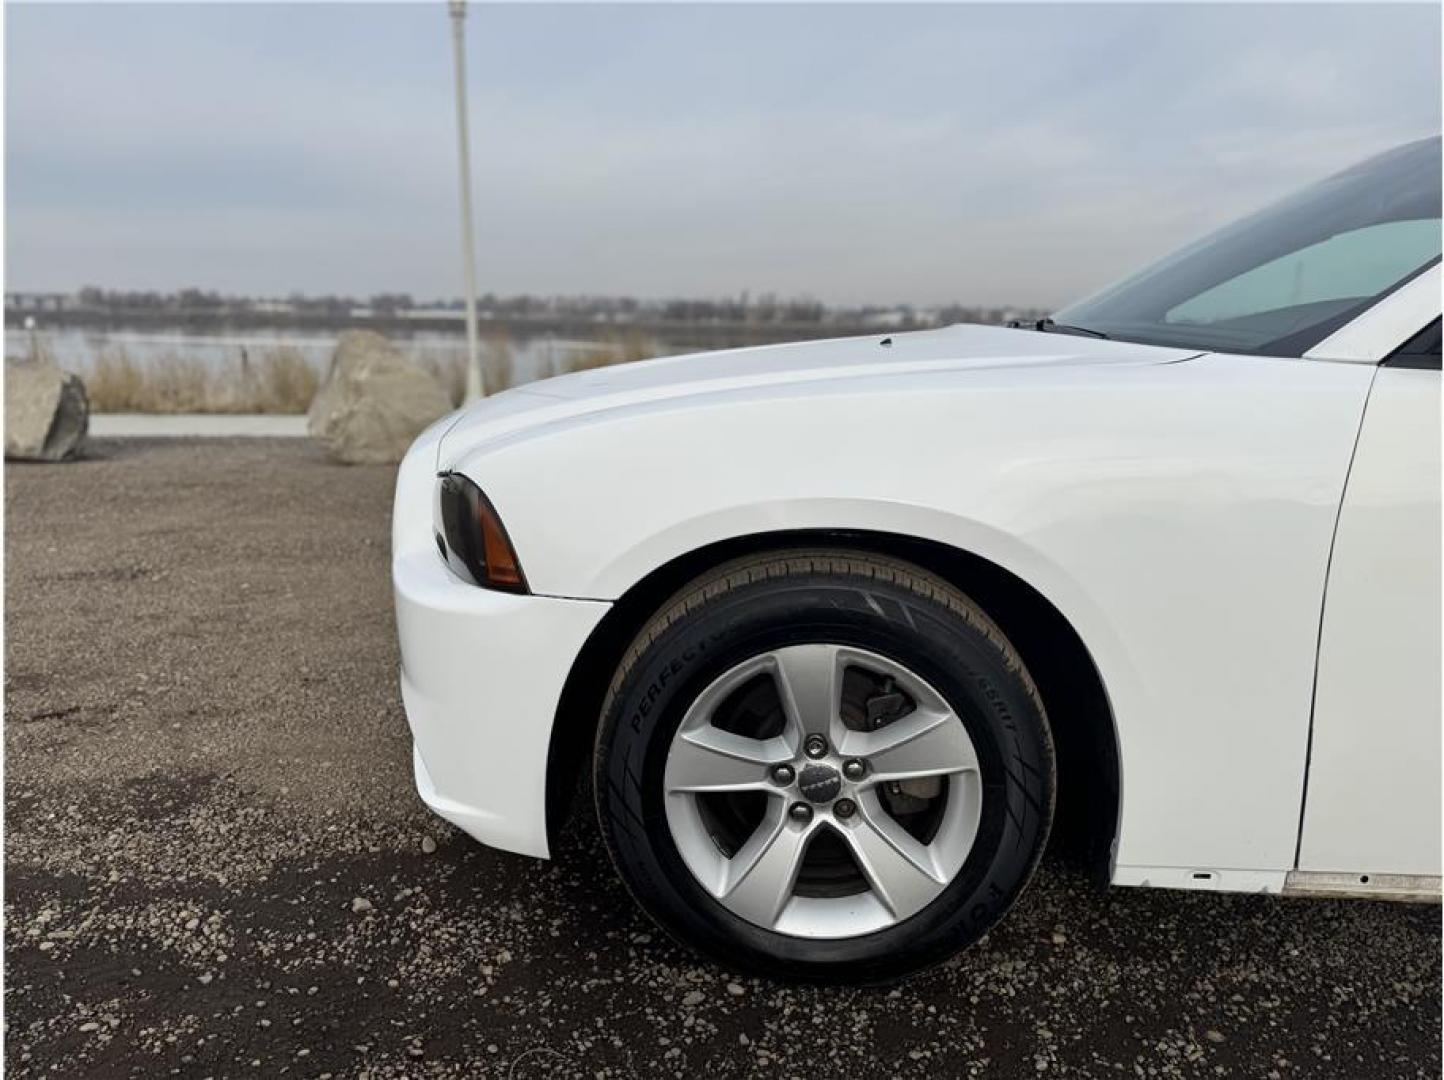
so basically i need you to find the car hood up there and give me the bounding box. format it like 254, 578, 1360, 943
436, 323, 1199, 466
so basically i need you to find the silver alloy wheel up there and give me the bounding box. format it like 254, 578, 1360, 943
662, 643, 983, 939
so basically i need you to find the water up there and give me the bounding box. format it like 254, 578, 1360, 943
4, 324, 639, 389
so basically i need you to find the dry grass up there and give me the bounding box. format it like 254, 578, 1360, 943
485, 336, 515, 395
418, 354, 466, 407
418, 333, 515, 406
562, 331, 659, 375
253, 347, 319, 412
24, 329, 659, 414
82, 347, 320, 414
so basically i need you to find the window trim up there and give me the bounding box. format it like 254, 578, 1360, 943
1305, 263, 1442, 364
1383, 317, 1442, 371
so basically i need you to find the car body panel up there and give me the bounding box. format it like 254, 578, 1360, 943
1298, 363, 1442, 877
436, 343, 1377, 879
393, 417, 609, 858
436, 324, 1198, 464
1306, 264, 1442, 363
395, 549, 607, 857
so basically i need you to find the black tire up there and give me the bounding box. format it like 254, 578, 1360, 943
593, 550, 1055, 982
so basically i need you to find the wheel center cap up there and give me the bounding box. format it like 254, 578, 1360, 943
797, 763, 842, 804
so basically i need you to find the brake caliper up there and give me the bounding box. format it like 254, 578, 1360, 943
864, 679, 941, 810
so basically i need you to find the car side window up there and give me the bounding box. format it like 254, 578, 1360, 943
1386, 318, 1442, 370
1165, 220, 1442, 330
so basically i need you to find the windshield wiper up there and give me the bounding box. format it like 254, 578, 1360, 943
1007, 317, 1109, 340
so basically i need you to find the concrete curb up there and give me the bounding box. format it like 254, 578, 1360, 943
90, 414, 309, 438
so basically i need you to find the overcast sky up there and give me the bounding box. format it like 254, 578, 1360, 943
5, 3, 1440, 307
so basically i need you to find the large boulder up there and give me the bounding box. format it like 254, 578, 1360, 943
307, 331, 452, 465
5, 358, 89, 462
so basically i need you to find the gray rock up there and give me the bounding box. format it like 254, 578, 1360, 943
307, 331, 451, 465
5, 358, 88, 462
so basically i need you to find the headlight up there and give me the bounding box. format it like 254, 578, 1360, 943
435, 472, 528, 592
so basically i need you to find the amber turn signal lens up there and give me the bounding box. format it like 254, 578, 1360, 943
437, 472, 528, 593
475, 495, 524, 589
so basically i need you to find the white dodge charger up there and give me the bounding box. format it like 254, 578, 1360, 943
393, 137, 1440, 980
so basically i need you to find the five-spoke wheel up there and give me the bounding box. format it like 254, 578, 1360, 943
663, 644, 982, 938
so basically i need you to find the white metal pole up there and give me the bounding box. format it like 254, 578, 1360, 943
449, 0, 484, 402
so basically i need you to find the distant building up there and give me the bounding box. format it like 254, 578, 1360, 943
4, 292, 71, 312
860, 309, 911, 329
400, 308, 465, 321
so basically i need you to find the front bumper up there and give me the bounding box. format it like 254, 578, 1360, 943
393, 425, 609, 859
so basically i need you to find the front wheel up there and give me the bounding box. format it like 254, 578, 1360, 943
593, 551, 1055, 981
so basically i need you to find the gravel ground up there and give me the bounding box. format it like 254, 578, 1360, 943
5, 438, 1440, 1079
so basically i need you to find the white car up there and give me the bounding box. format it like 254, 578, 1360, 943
393, 137, 1441, 980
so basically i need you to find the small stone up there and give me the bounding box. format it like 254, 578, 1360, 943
351, 897, 373, 914
420, 836, 437, 854
1205, 1029, 1226, 1044
1051, 931, 1067, 945
197, 973, 214, 985
682, 991, 705, 1007
78, 1022, 99, 1033
726, 982, 745, 997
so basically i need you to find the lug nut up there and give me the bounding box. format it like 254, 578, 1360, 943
803, 734, 829, 759
842, 758, 866, 781
833, 798, 857, 820
771, 764, 795, 785
788, 802, 814, 824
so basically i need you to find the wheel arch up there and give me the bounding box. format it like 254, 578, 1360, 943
545, 530, 1121, 877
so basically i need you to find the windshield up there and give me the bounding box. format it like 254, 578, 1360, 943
1053, 137, 1442, 356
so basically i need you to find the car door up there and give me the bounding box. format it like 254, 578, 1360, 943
1296, 317, 1441, 887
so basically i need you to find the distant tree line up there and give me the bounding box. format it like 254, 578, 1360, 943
46, 287, 1044, 329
